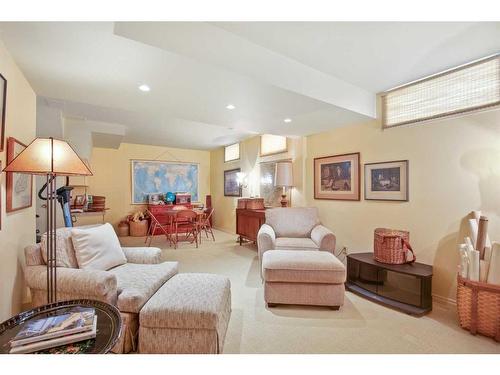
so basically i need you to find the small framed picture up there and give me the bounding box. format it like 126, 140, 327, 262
6, 137, 33, 212
224, 168, 241, 197
364, 160, 409, 201
314, 152, 360, 201
0, 73, 6, 152
74, 195, 86, 208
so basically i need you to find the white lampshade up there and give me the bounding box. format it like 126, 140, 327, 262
275, 161, 293, 187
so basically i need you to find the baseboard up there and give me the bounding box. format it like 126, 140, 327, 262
432, 294, 456, 307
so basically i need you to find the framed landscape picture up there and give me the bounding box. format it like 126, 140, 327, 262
224, 168, 241, 197
6, 137, 33, 212
314, 152, 360, 200
0, 73, 6, 152
364, 160, 409, 201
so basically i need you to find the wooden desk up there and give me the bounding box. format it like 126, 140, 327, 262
236, 208, 266, 245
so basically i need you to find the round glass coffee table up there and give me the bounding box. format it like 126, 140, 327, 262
0, 299, 122, 354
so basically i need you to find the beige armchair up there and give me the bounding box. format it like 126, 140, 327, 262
24, 228, 178, 354
257, 207, 336, 262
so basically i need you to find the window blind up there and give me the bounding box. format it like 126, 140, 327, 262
381, 55, 500, 128
224, 143, 240, 162
260, 134, 287, 156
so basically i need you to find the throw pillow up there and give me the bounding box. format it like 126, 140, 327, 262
71, 223, 127, 271
40, 227, 79, 268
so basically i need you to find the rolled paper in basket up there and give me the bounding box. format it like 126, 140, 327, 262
486, 243, 500, 286
479, 260, 490, 283
476, 216, 489, 259
468, 249, 480, 282
484, 246, 492, 263
471, 210, 482, 222
468, 215, 491, 250
458, 244, 469, 278
464, 237, 475, 253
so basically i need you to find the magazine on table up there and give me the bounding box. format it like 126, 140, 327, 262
10, 316, 97, 354
10, 307, 95, 347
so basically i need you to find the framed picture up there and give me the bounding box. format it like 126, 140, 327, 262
131, 160, 199, 204
364, 160, 409, 201
6, 137, 33, 212
314, 152, 360, 201
0, 73, 6, 152
260, 159, 291, 207
74, 195, 86, 207
224, 168, 241, 197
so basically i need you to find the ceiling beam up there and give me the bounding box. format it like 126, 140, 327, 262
114, 22, 376, 118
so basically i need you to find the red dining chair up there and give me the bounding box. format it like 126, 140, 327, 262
145, 209, 173, 247
173, 210, 199, 248
199, 208, 215, 241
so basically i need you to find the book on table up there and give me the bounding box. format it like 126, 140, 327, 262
9, 307, 97, 353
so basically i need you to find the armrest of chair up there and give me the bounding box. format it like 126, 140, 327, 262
25, 265, 117, 299
122, 247, 162, 264
257, 224, 276, 259
311, 225, 336, 254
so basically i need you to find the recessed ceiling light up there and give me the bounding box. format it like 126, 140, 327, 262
284, 118, 292, 123
138, 84, 150, 92
226, 104, 235, 110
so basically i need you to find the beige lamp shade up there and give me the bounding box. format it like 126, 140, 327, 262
275, 161, 293, 187
2, 137, 92, 176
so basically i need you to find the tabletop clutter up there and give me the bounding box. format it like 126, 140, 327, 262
456, 210, 500, 342
8, 307, 97, 354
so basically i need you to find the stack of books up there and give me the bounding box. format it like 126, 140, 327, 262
10, 307, 97, 354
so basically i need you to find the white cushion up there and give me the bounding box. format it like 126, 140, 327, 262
71, 223, 127, 271
275, 237, 319, 250
265, 207, 320, 238
40, 227, 78, 268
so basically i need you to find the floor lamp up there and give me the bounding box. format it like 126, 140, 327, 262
3, 137, 92, 304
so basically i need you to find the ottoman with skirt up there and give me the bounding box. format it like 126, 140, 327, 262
262, 250, 346, 309
138, 273, 231, 354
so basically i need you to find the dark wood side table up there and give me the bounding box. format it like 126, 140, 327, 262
236, 208, 266, 245
346, 252, 433, 316
0, 299, 122, 354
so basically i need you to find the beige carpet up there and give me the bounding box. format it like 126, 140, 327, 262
120, 229, 500, 354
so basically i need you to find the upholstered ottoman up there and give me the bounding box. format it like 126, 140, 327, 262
138, 273, 231, 354
262, 250, 346, 309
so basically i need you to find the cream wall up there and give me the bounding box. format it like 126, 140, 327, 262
0, 40, 36, 320
210, 136, 307, 233
305, 109, 500, 302
86, 143, 211, 227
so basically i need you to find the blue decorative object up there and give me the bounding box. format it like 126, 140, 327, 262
131, 160, 199, 204
166, 192, 175, 203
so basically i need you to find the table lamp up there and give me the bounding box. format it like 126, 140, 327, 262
274, 161, 293, 207
2, 137, 92, 303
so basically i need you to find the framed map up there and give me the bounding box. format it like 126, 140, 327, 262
131, 160, 199, 204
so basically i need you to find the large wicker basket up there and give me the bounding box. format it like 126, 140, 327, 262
374, 228, 415, 264
456, 275, 500, 341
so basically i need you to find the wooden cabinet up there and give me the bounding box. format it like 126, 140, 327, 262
236, 208, 266, 245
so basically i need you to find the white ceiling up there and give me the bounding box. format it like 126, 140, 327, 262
0, 22, 498, 150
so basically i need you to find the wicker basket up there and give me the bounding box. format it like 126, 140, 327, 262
237, 198, 265, 210
456, 275, 500, 341
246, 198, 264, 210
237, 198, 250, 209
374, 228, 415, 264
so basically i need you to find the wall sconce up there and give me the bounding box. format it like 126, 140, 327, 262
236, 172, 248, 189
